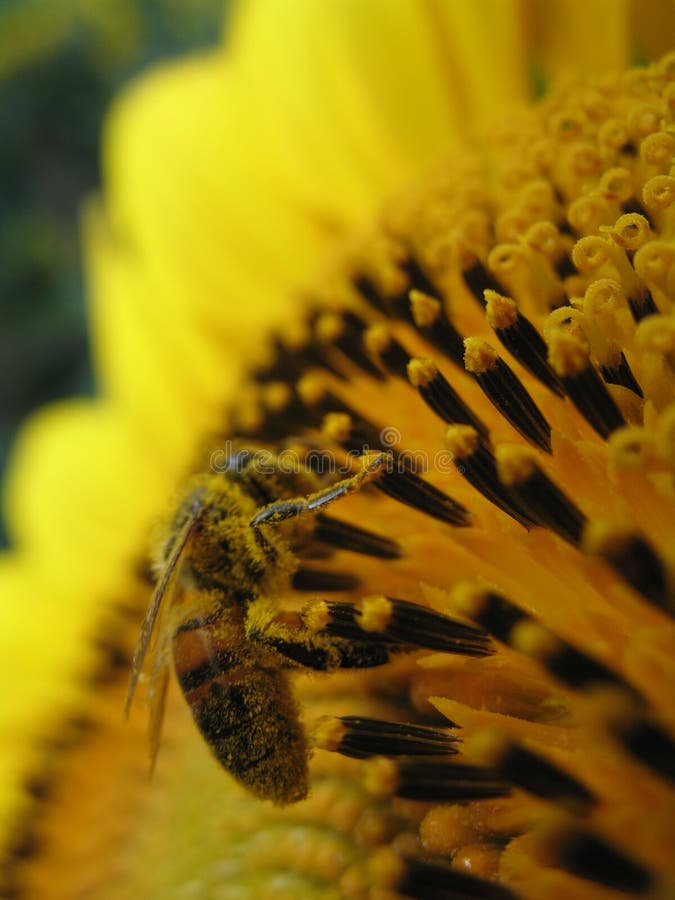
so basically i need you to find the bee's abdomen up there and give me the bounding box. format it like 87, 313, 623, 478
173, 623, 308, 805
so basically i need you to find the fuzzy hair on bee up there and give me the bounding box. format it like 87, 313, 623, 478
125, 447, 397, 805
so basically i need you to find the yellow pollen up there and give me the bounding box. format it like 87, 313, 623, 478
509, 620, 564, 662
420, 806, 475, 856
608, 426, 655, 470
363, 323, 392, 359
406, 357, 437, 389
463, 337, 498, 374
357, 595, 393, 632
310, 716, 346, 752
303, 599, 331, 633
484, 290, 518, 331
315, 312, 344, 344
583, 684, 641, 732
364, 846, 407, 893
449, 581, 490, 621
281, 317, 313, 352
409, 289, 441, 327
547, 330, 591, 377
445, 424, 480, 459
297, 373, 326, 406
233, 398, 264, 434
463, 729, 510, 768
261, 381, 292, 413
362, 758, 399, 799
452, 843, 501, 879
321, 411, 353, 444
494, 445, 537, 486
582, 519, 640, 557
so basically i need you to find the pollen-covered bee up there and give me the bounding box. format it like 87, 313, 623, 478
126, 447, 399, 805
127, 442, 493, 804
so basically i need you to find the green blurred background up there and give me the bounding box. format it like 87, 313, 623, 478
0, 0, 226, 546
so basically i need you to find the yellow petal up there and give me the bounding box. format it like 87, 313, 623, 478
83, 197, 238, 463
524, 0, 631, 79
94, 0, 540, 432
3, 401, 166, 596
0, 559, 96, 830
410, 0, 533, 125
629, 0, 675, 61
102, 51, 335, 361
230, 0, 532, 208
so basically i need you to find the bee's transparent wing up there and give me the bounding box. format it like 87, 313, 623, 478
125, 510, 200, 716
147, 626, 171, 773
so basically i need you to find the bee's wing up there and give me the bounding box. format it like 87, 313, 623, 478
147, 625, 171, 773
125, 510, 201, 716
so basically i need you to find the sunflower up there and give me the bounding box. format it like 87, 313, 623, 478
2, 2, 675, 898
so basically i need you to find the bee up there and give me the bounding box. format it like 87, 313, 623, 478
125, 446, 395, 805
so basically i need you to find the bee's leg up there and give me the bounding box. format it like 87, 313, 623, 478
249, 451, 392, 528
271, 634, 395, 670
248, 621, 394, 670
245, 596, 395, 671
247, 594, 492, 671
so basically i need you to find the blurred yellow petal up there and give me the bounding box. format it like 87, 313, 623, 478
0, 559, 98, 832
83, 198, 238, 465
524, 0, 631, 79
410, 0, 533, 126
102, 52, 335, 364
3, 401, 166, 596
523, 0, 675, 81
630, 0, 675, 60
230, 0, 532, 212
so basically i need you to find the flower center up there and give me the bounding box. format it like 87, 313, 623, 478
224, 50, 675, 897
6, 51, 675, 900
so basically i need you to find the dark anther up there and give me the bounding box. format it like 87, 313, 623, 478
462, 261, 503, 308
329, 716, 459, 759
377, 467, 471, 527
466, 344, 553, 454
292, 567, 360, 592
313, 514, 402, 559
600, 351, 643, 398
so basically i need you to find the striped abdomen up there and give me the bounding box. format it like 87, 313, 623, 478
172, 614, 309, 805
